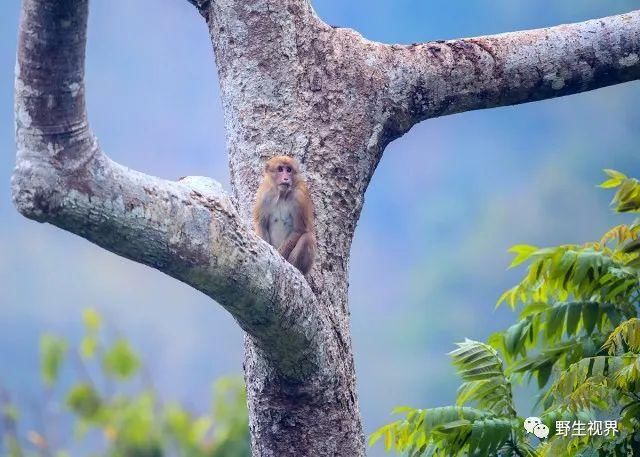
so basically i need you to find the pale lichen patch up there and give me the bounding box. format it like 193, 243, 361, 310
543, 72, 565, 90
366, 123, 383, 150
68, 82, 81, 97
15, 77, 41, 97
619, 53, 639, 67
16, 105, 32, 128
180, 176, 225, 197
365, 54, 377, 67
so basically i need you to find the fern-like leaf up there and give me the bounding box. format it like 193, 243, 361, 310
369, 406, 517, 457
449, 339, 517, 417
603, 318, 640, 355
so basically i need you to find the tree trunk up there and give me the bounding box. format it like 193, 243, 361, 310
12, 0, 640, 455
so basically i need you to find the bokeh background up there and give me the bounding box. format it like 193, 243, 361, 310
1, 0, 639, 455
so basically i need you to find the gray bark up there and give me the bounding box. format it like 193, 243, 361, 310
11, 0, 640, 455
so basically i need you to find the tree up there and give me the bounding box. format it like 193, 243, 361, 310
11, 0, 640, 455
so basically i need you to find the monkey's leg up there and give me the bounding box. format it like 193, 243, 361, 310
288, 233, 315, 275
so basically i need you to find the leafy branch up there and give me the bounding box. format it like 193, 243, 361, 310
371, 169, 640, 456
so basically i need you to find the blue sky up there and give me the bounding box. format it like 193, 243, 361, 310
1, 1, 639, 455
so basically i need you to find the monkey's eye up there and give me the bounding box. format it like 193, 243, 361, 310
277, 166, 283, 172
286, 167, 292, 173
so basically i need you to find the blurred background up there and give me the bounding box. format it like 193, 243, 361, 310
1, 0, 639, 455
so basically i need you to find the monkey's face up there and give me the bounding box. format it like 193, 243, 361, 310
268, 162, 295, 195
265, 156, 300, 195
274, 163, 293, 188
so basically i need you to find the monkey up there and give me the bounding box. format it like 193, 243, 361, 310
253, 156, 316, 275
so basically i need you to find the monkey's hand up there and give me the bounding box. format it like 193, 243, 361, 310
278, 232, 303, 259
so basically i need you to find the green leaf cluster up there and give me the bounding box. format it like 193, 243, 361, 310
1, 309, 249, 457
372, 169, 640, 456
370, 340, 534, 456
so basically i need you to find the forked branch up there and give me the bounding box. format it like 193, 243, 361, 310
12, 0, 328, 380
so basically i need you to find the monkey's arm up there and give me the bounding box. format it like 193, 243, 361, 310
278, 231, 303, 259
278, 187, 314, 259
252, 190, 271, 244
255, 216, 271, 244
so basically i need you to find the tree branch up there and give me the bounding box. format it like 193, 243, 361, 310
12, 0, 328, 381
373, 10, 640, 137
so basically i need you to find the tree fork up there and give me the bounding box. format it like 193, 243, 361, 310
13, 0, 640, 455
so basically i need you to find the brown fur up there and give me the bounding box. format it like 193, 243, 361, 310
253, 156, 316, 275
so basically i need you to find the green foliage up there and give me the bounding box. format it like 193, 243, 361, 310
163, 378, 250, 457
372, 169, 640, 456
370, 340, 532, 456
66, 383, 102, 419
604, 318, 640, 354
102, 339, 140, 380
80, 308, 101, 360
40, 333, 68, 387
0, 401, 22, 457
599, 169, 640, 213
2, 310, 249, 457
369, 406, 525, 457
450, 340, 516, 418
497, 245, 638, 311
83, 308, 102, 332
209, 377, 251, 457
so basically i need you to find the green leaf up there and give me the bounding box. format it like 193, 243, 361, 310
565, 302, 582, 337
370, 406, 516, 457
104, 392, 163, 455
82, 308, 102, 333
604, 318, 640, 354
599, 169, 626, 190
40, 334, 68, 387
102, 339, 139, 380
582, 302, 599, 335
504, 320, 526, 355
599, 178, 623, 189
537, 362, 553, 388
80, 336, 98, 360
449, 340, 516, 418
507, 245, 539, 268
519, 303, 549, 319
192, 416, 213, 441
66, 383, 101, 419
620, 400, 640, 428
2, 404, 19, 423
545, 305, 566, 341
391, 405, 415, 414
604, 169, 627, 180
165, 404, 191, 443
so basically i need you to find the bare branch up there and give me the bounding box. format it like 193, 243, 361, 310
12, 0, 329, 381
371, 10, 640, 139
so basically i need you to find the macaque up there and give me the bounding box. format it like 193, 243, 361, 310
253, 156, 316, 275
